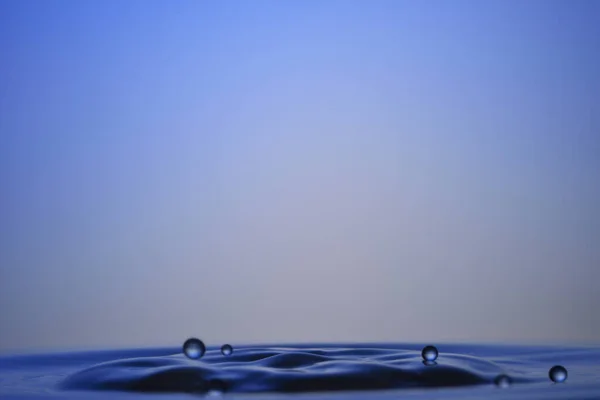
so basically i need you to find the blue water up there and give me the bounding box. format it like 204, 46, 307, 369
1, 343, 599, 399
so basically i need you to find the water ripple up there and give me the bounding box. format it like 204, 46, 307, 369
59, 346, 522, 394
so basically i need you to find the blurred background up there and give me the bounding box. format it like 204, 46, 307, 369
1, 0, 598, 353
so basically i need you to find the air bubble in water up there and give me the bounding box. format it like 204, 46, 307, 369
421, 345, 438, 362
221, 344, 233, 356
549, 365, 567, 383
494, 374, 512, 388
182, 338, 206, 359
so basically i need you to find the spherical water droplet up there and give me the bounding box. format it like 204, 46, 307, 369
221, 344, 233, 356
549, 365, 567, 383
494, 374, 512, 388
182, 338, 206, 359
207, 379, 227, 396
421, 345, 438, 362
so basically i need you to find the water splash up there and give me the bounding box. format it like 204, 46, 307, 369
59, 345, 524, 394
2, 344, 598, 399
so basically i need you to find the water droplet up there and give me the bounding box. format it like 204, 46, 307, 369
421, 345, 438, 362
182, 338, 206, 360
494, 374, 512, 388
207, 379, 227, 396
549, 365, 568, 383
221, 344, 233, 356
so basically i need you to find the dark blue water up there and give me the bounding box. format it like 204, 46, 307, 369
1, 343, 599, 399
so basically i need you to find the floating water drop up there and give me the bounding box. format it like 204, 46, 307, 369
221, 344, 233, 356
549, 365, 567, 383
494, 374, 512, 388
182, 338, 206, 359
421, 345, 438, 362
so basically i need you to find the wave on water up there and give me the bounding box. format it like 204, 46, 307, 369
58, 344, 533, 394
2, 342, 599, 399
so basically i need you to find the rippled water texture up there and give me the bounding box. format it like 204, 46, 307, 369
1, 343, 599, 399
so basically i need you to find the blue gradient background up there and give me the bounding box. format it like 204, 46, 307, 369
0, 0, 599, 352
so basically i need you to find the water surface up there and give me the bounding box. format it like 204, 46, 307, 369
1, 343, 599, 399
